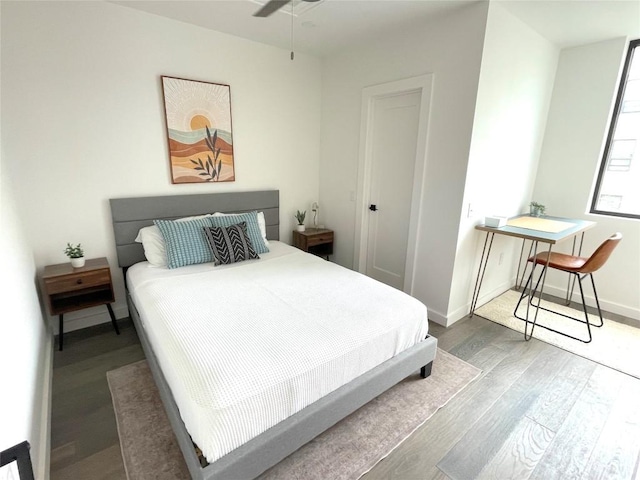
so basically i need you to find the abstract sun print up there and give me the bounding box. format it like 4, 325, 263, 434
161, 76, 235, 184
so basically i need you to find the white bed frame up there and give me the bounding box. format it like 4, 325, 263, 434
109, 190, 438, 479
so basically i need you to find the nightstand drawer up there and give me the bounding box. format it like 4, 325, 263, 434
45, 269, 111, 295
307, 232, 334, 246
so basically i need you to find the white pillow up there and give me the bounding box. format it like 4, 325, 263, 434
134, 213, 213, 268
212, 211, 269, 246
135, 225, 167, 267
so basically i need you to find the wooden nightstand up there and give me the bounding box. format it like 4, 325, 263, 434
292, 228, 334, 260
41, 257, 119, 350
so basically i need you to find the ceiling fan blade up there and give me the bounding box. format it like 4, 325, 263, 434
253, 0, 292, 17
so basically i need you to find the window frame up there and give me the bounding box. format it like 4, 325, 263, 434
590, 38, 640, 220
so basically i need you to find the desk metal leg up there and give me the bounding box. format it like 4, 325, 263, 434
516, 240, 534, 291
565, 232, 586, 305
565, 236, 577, 305
515, 239, 526, 290
517, 243, 553, 342
526, 246, 552, 340
469, 232, 494, 317
521, 241, 538, 340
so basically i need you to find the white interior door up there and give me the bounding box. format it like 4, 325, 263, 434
365, 90, 422, 289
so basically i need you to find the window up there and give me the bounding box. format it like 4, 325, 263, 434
607, 139, 635, 172
591, 39, 640, 219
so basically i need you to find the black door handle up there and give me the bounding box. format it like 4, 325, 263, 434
369, 204, 378, 212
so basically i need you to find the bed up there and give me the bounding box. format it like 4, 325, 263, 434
110, 190, 438, 480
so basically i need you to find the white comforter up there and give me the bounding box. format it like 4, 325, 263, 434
127, 242, 429, 463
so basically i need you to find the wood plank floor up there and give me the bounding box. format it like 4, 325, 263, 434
50, 314, 640, 480
50, 321, 144, 480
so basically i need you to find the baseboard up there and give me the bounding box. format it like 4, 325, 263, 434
541, 283, 640, 324
446, 278, 515, 326
37, 327, 54, 480
427, 309, 448, 327
51, 304, 129, 334
444, 278, 639, 327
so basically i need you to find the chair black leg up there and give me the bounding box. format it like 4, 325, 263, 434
514, 270, 603, 343
514, 263, 543, 341
576, 275, 593, 343
589, 274, 605, 327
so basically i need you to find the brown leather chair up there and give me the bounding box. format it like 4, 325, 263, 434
515, 232, 623, 343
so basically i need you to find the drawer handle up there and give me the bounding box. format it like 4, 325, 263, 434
76, 279, 83, 285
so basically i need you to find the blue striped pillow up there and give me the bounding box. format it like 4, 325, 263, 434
154, 217, 214, 269
208, 211, 269, 254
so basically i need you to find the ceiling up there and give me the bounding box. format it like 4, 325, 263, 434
113, 0, 640, 58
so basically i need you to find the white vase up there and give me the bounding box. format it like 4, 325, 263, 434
296, 224, 305, 232
71, 257, 85, 268
530, 206, 543, 217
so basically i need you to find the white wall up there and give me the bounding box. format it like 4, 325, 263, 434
1, 151, 52, 478
532, 37, 640, 321
319, 2, 490, 325
448, 2, 559, 323
1, 6, 51, 477
1, 1, 322, 332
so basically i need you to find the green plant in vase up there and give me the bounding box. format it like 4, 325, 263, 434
529, 202, 546, 217
295, 210, 306, 232
64, 243, 85, 268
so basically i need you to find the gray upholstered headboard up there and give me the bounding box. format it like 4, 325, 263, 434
109, 190, 279, 268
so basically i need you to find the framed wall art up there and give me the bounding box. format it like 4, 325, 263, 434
161, 76, 235, 184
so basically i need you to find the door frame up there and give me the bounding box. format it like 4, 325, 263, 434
354, 74, 433, 294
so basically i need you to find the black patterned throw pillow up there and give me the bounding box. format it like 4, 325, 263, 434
203, 222, 259, 266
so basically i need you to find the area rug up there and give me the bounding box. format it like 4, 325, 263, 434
107, 349, 480, 480
476, 289, 640, 379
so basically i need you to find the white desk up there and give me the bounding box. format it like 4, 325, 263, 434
470, 214, 596, 340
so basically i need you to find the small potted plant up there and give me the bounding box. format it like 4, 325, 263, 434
529, 201, 546, 217
64, 243, 85, 268
295, 210, 306, 232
